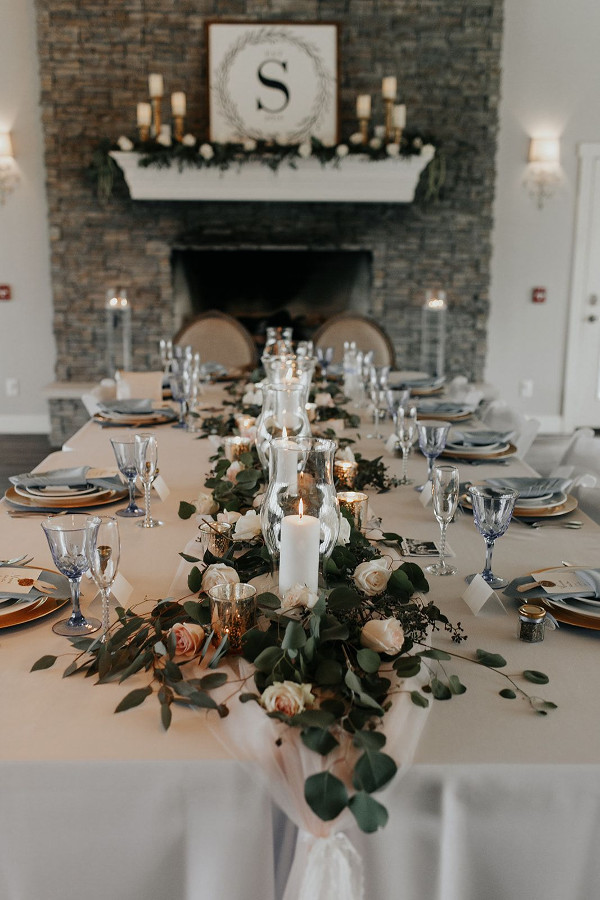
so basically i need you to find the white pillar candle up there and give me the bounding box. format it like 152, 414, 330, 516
393, 103, 406, 128
137, 102, 152, 126
382, 76, 397, 100
356, 94, 371, 118
279, 500, 320, 596
148, 73, 164, 98
171, 91, 186, 116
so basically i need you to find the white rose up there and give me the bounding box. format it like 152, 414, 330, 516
156, 132, 172, 147
242, 388, 262, 406
252, 491, 265, 510
337, 514, 351, 546
386, 142, 400, 157
314, 391, 334, 408
200, 143, 214, 160
361, 617, 405, 655
182, 133, 196, 147
201, 563, 240, 593
374, 125, 386, 139
233, 509, 263, 541
369, 137, 382, 150
298, 141, 312, 159
225, 461, 243, 483
194, 491, 219, 515
170, 622, 206, 661
281, 583, 319, 612
117, 135, 133, 151
261, 681, 315, 717
243, 138, 257, 152
337, 446, 356, 463
349, 132, 364, 146
217, 510, 242, 526
422, 143, 435, 155
353, 558, 392, 596
336, 144, 349, 158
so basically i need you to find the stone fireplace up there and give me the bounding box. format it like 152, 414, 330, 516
36, 0, 502, 440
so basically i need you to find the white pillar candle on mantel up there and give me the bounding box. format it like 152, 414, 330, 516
148, 73, 164, 98
137, 102, 152, 127
279, 499, 320, 596
393, 103, 406, 128
171, 91, 186, 116
356, 94, 371, 118
382, 76, 397, 100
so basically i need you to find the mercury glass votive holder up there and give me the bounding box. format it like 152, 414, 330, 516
334, 459, 358, 490
234, 415, 256, 439
198, 521, 233, 556
337, 491, 369, 532
208, 582, 257, 654
223, 435, 252, 461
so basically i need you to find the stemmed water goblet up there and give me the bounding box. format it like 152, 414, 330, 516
466, 486, 519, 588
416, 419, 451, 491
426, 465, 460, 576
169, 358, 189, 428
317, 346, 333, 379
135, 433, 163, 528
111, 436, 145, 517
87, 515, 120, 641
367, 384, 386, 439
159, 338, 173, 375
396, 405, 418, 485
41, 514, 101, 636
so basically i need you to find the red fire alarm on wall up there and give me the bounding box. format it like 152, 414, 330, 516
532, 286, 547, 304
0, 285, 12, 301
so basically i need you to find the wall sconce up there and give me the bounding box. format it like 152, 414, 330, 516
525, 137, 561, 209
0, 132, 18, 205
420, 289, 447, 378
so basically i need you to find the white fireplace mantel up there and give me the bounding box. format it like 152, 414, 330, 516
110, 148, 435, 204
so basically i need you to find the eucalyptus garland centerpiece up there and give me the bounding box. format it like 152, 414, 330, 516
32, 440, 556, 835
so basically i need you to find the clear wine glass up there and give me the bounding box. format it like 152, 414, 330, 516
387, 388, 411, 425
396, 405, 418, 485
87, 515, 120, 641
317, 346, 333, 378
110, 436, 145, 517
159, 338, 173, 375
426, 465, 460, 576
466, 486, 519, 588
41, 514, 101, 636
135, 433, 162, 528
416, 419, 451, 491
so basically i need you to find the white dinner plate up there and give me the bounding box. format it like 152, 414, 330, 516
18, 484, 101, 499
515, 491, 567, 511
445, 441, 507, 456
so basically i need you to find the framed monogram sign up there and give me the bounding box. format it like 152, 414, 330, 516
206, 22, 339, 145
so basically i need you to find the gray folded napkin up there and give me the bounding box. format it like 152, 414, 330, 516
10, 466, 123, 492
97, 399, 154, 415
505, 569, 600, 602
418, 401, 471, 414
0, 589, 45, 603
451, 430, 512, 447
485, 476, 571, 499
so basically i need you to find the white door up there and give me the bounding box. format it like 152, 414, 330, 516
564, 143, 600, 430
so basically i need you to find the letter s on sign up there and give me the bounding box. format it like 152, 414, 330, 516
256, 60, 290, 114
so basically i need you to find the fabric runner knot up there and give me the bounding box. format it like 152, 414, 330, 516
297, 831, 364, 900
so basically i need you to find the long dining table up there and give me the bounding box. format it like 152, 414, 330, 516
1, 386, 600, 900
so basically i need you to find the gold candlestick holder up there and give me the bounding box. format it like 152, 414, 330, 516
138, 125, 150, 143
394, 126, 404, 145
173, 115, 184, 142
358, 117, 369, 144
151, 97, 162, 137
337, 491, 369, 532
384, 98, 394, 143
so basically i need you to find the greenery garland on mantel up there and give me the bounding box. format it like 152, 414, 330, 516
90, 129, 445, 204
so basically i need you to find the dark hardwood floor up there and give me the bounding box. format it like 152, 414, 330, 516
0, 434, 53, 496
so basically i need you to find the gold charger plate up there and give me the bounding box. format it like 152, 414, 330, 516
514, 566, 600, 631
459, 491, 578, 519
420, 410, 474, 422
442, 441, 517, 461
0, 566, 70, 629
5, 485, 128, 511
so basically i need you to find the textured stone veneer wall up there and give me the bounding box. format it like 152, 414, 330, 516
36, 0, 502, 383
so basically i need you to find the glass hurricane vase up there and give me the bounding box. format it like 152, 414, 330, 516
255, 382, 311, 471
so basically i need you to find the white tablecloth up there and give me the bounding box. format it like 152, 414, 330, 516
1, 389, 599, 899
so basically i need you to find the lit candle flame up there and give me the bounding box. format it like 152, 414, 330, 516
299, 498, 304, 519
282, 425, 288, 440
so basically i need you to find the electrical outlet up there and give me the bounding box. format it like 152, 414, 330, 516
519, 379, 533, 399
5, 377, 19, 397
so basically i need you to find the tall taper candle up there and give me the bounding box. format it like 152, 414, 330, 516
279, 499, 320, 596
148, 73, 164, 98
382, 76, 397, 100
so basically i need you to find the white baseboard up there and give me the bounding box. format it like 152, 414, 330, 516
535, 414, 565, 435
0, 414, 50, 434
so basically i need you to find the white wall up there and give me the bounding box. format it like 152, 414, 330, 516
2, 0, 598, 435
488, 0, 600, 431
0, 0, 53, 433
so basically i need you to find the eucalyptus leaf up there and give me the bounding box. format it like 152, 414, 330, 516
31, 654, 57, 672
353, 749, 397, 793
183, 600, 210, 625
523, 670, 549, 685
239, 693, 260, 704
292, 709, 336, 729
352, 730, 387, 751
282, 619, 307, 651
345, 669, 363, 694
160, 701, 172, 731
254, 646, 284, 673
62, 661, 79, 678
300, 726, 339, 756
255, 592, 281, 610
179, 552, 200, 563
476, 649, 507, 668
304, 771, 348, 821
499, 688, 517, 699
187, 566, 203, 594
399, 562, 430, 592
420, 648, 452, 661
393, 657, 422, 678
115, 685, 152, 713
348, 791, 389, 833
320, 698, 346, 719
357, 648, 381, 674
448, 675, 467, 695
200, 672, 228, 690
410, 691, 429, 708
178, 500, 197, 519
431, 678, 452, 700
315, 659, 344, 686
327, 586, 363, 613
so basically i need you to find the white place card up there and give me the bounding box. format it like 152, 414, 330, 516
530, 568, 591, 596
111, 572, 134, 606
418, 485, 433, 507
152, 474, 170, 501
0, 568, 42, 595
462, 573, 507, 616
